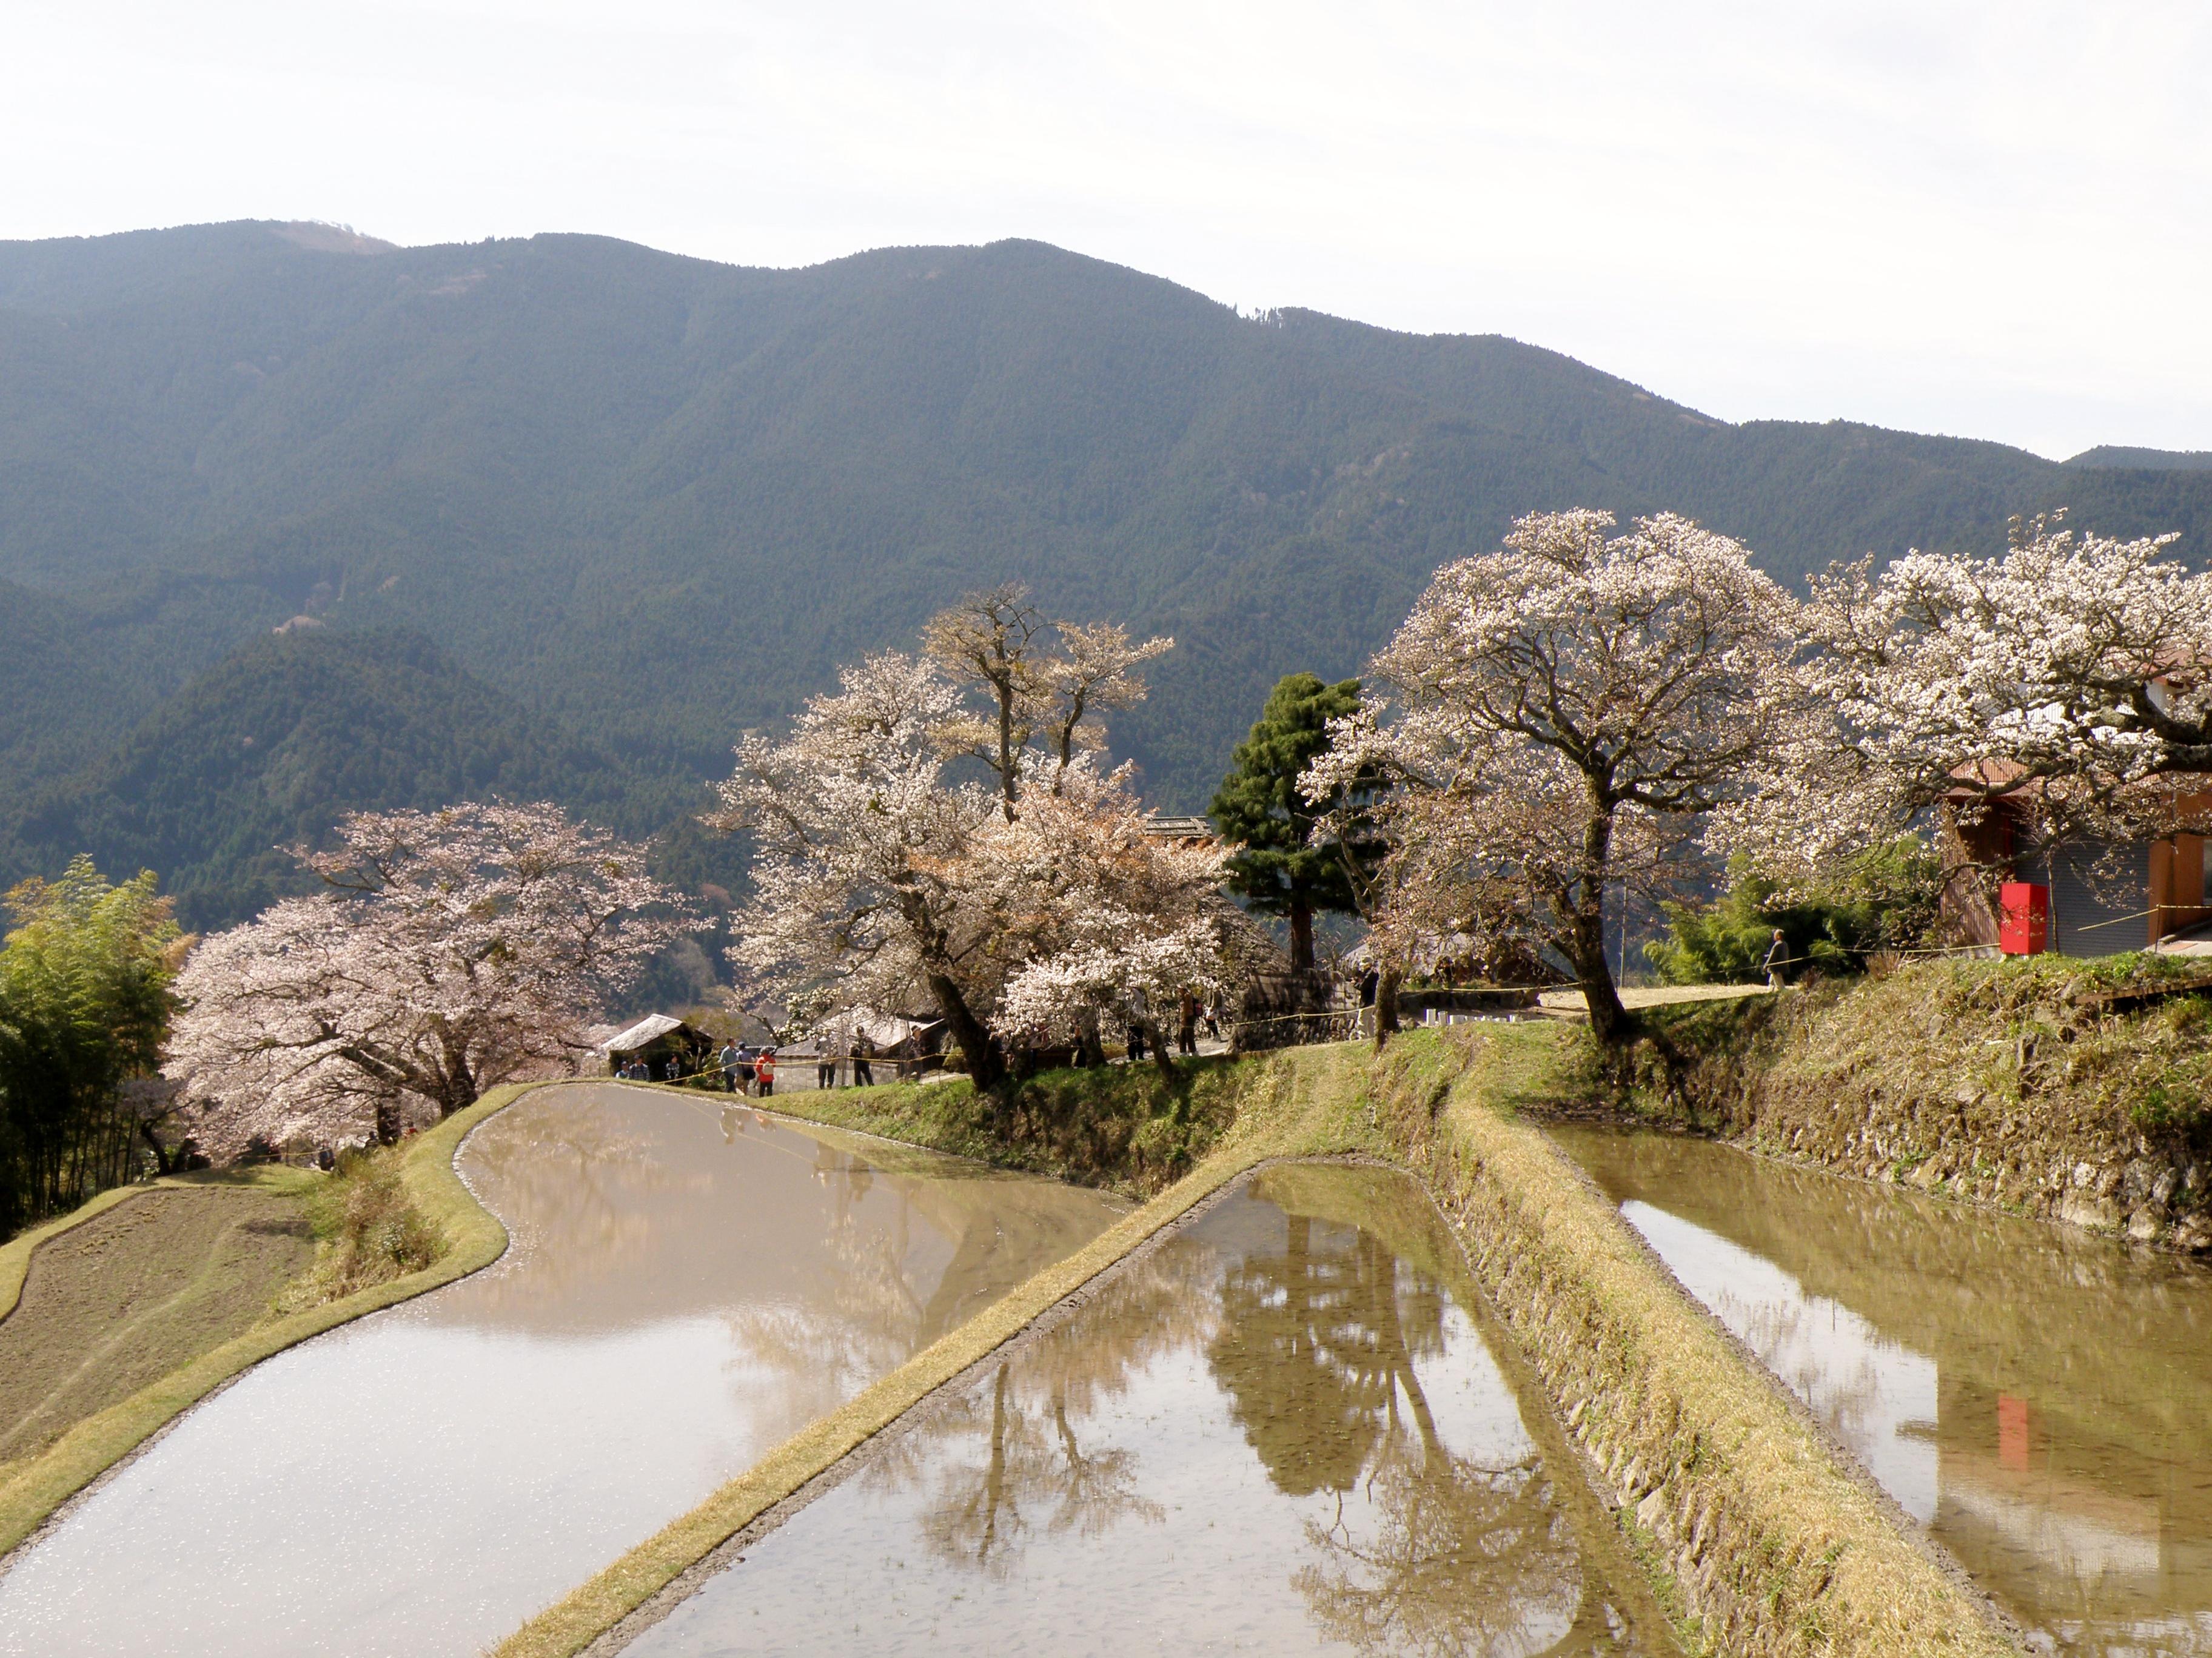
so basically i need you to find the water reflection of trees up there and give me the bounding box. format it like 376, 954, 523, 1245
862, 1186, 1617, 1653
908, 1246, 1214, 1575
722, 1139, 933, 1423
725, 1138, 1126, 1438
1723, 1292, 1900, 1457
1563, 1127, 2212, 1656
449, 1091, 674, 1306
1212, 1210, 1596, 1657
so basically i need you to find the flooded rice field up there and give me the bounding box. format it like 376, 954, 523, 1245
620, 1162, 1671, 1657
0, 1084, 1122, 1658
1553, 1126, 2212, 1656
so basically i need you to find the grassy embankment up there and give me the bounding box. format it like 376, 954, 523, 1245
501, 1039, 2017, 1658
1620, 953, 2212, 1249
762, 1057, 1253, 1197
0, 1082, 537, 1557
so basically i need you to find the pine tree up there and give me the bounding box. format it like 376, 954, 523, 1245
1208, 673, 1373, 970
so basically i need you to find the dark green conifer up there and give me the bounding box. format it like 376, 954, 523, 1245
1208, 673, 1373, 970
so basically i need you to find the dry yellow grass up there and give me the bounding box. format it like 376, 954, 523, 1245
0, 1082, 538, 1557
1369, 1027, 2018, 1656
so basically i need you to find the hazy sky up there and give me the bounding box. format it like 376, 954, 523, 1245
9, 1, 2211, 460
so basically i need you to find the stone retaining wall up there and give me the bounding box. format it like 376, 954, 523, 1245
1643, 966, 2212, 1252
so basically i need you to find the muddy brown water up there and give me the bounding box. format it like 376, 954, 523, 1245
0, 1084, 1123, 1658
619, 1163, 1671, 1657
1552, 1124, 2212, 1657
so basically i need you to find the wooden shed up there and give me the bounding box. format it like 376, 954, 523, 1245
600, 1013, 714, 1078
1945, 789, 2212, 956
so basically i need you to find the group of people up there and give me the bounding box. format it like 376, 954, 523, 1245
612, 1043, 779, 1093
715, 1042, 777, 1096
813, 1034, 877, 1090
1124, 990, 1222, 1062
614, 1034, 897, 1096
613, 1056, 688, 1083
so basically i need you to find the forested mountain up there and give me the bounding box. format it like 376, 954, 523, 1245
0, 629, 662, 930
4, 218, 2210, 916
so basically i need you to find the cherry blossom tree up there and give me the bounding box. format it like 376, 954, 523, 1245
167, 802, 691, 1161
712, 651, 1011, 1084
922, 585, 1171, 816
716, 595, 1185, 1087
1307, 510, 1809, 1044
985, 768, 1232, 1076
1718, 513, 2212, 886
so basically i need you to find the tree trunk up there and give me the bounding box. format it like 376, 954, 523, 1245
928, 970, 1006, 1090
1288, 895, 1315, 972
1574, 804, 1633, 1045
136, 1116, 175, 1176
996, 677, 1019, 823
1146, 1022, 1176, 1080
1569, 923, 1632, 1045
1076, 1006, 1108, 1069
1371, 966, 1402, 1052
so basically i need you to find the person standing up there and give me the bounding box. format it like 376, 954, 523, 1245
852, 1033, 875, 1087
719, 1040, 742, 1093
816, 1043, 838, 1090
756, 1050, 776, 1098
1178, 991, 1199, 1057
1763, 929, 1789, 991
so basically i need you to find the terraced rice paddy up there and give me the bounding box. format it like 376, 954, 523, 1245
1556, 1125, 2212, 1656
0, 1084, 1122, 1658
617, 1163, 1670, 1657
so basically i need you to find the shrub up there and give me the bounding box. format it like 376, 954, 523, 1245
1646, 839, 1939, 985
280, 1147, 442, 1309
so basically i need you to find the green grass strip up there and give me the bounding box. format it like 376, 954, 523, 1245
0, 1082, 540, 1557
493, 1047, 1379, 1658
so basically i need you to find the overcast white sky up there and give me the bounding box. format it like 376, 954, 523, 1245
7, 1, 2210, 459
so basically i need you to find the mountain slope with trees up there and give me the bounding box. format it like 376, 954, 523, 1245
1, 629, 651, 930
4, 218, 2210, 878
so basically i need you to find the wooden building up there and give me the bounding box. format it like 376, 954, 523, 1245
1946, 790, 2212, 956
600, 1013, 714, 1077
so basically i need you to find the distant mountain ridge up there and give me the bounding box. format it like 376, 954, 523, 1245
3, 219, 2210, 919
